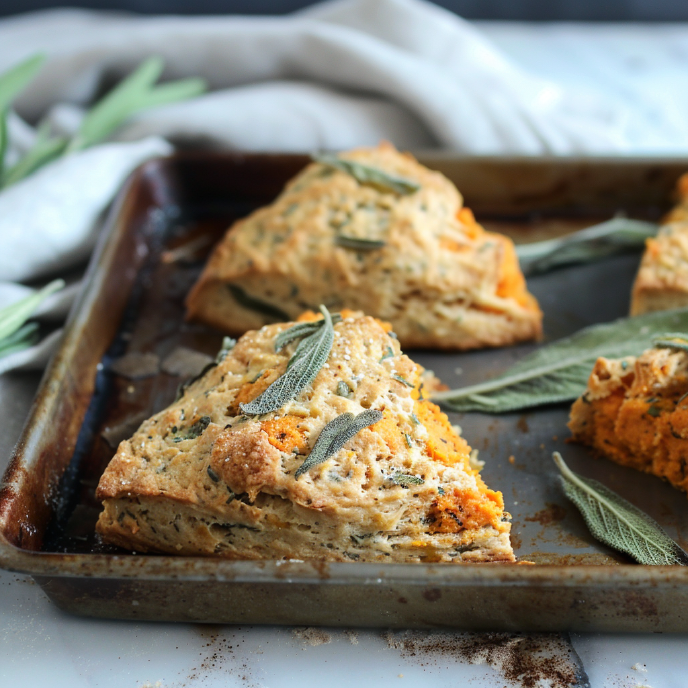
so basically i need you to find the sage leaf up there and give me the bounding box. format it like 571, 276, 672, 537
180, 416, 212, 440
295, 409, 383, 478
241, 305, 335, 415
653, 333, 688, 354
274, 313, 342, 352
0, 54, 45, 112
313, 153, 420, 195
380, 346, 395, 362
0, 54, 45, 181
553, 452, 688, 566
215, 336, 237, 363
68, 56, 205, 152
516, 218, 658, 277
432, 308, 688, 414
0, 110, 7, 181
0, 279, 64, 343
228, 284, 290, 322
391, 472, 424, 486
336, 380, 352, 397
0, 322, 40, 357
393, 374, 415, 388
335, 235, 386, 251
2, 121, 67, 187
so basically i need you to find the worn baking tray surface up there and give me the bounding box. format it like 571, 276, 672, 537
2, 153, 688, 631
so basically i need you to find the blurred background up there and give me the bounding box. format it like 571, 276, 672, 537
2, 0, 688, 20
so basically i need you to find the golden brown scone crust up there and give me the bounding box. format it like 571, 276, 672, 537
631, 173, 688, 315
186, 143, 541, 350
569, 345, 688, 495
96, 311, 514, 562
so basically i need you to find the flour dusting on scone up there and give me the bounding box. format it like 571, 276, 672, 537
569, 338, 688, 495
96, 310, 514, 562
631, 173, 688, 315
186, 143, 541, 350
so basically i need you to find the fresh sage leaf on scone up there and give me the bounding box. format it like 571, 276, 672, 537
553, 452, 688, 566
313, 152, 420, 195
228, 284, 290, 322
240, 305, 336, 415
295, 409, 383, 478
432, 307, 688, 413
335, 235, 386, 250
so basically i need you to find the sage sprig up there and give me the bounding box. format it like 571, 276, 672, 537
432, 308, 688, 414
241, 305, 336, 415
295, 409, 383, 478
313, 153, 420, 196
516, 218, 658, 277
2, 120, 67, 187
67, 56, 205, 153
0, 55, 205, 188
0, 279, 64, 359
228, 284, 290, 322
0, 54, 46, 182
275, 314, 342, 352
553, 452, 688, 566
335, 235, 386, 251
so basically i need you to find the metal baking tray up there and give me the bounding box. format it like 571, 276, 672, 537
2, 152, 688, 631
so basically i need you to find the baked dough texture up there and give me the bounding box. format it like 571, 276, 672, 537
569, 344, 688, 495
186, 143, 541, 350
631, 173, 688, 315
96, 311, 514, 562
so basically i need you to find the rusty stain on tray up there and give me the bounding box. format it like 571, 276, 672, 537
525, 503, 567, 527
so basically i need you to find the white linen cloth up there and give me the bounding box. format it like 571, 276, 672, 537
0, 0, 677, 372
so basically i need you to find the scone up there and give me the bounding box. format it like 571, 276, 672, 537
96, 309, 514, 562
569, 337, 688, 495
186, 143, 542, 350
631, 173, 688, 315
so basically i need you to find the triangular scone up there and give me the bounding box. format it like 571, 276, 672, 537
569, 342, 688, 495
631, 173, 688, 315
186, 143, 541, 350
96, 311, 514, 562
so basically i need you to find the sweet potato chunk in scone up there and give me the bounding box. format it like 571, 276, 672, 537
96, 310, 514, 562
569, 338, 688, 495
186, 143, 541, 350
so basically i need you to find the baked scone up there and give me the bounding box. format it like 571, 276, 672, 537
186, 143, 542, 350
569, 338, 688, 495
96, 310, 514, 562
631, 173, 688, 315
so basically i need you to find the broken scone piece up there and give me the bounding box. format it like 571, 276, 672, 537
186, 143, 541, 350
96, 309, 514, 562
631, 173, 688, 315
569, 336, 688, 496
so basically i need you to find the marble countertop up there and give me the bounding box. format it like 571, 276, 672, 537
4, 21, 688, 688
